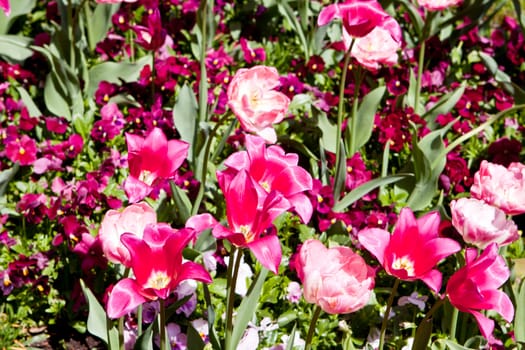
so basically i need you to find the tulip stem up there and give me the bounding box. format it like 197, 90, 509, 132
348, 65, 364, 157
159, 298, 167, 350
305, 305, 322, 350
378, 278, 400, 350
334, 42, 354, 202
225, 247, 243, 350
449, 305, 459, 340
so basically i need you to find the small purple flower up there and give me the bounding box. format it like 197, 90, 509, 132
286, 281, 302, 304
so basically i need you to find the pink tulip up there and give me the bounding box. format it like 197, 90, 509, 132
293, 239, 375, 314
212, 170, 291, 274
317, 0, 390, 38
220, 135, 313, 223
350, 17, 402, 71
98, 202, 157, 266
106, 224, 212, 319
0, 0, 10, 16
123, 127, 189, 203
227, 65, 290, 144
417, 0, 463, 11
450, 197, 519, 249
358, 207, 461, 293
470, 160, 525, 215
446, 243, 514, 344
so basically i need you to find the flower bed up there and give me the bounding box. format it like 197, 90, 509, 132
1, 0, 524, 349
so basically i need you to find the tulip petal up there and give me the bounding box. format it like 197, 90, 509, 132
178, 261, 213, 284
247, 234, 282, 274
123, 175, 152, 203
358, 228, 391, 266
107, 278, 147, 319
418, 269, 442, 294
470, 310, 495, 341
186, 213, 218, 233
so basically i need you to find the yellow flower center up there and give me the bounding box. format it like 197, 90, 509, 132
392, 256, 415, 277
146, 271, 171, 290
239, 225, 255, 243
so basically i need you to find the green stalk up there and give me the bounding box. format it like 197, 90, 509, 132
224, 248, 243, 350
118, 317, 125, 350
66, 0, 75, 69
305, 305, 323, 350
449, 306, 459, 340
348, 65, 364, 157
414, 38, 425, 115
378, 278, 400, 350
159, 298, 167, 350
333, 42, 354, 201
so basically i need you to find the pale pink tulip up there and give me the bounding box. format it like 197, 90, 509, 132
0, 0, 9, 16
220, 135, 313, 223
358, 207, 461, 293
98, 202, 157, 266
446, 243, 514, 344
350, 17, 402, 71
470, 160, 525, 215
417, 0, 463, 11
227, 65, 290, 143
450, 197, 519, 249
293, 239, 375, 314
124, 127, 189, 203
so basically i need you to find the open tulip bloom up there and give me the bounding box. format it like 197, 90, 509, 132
106, 224, 212, 319
358, 207, 461, 293
446, 243, 514, 344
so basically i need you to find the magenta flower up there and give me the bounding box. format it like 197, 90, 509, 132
106, 224, 212, 319
292, 239, 375, 314
213, 170, 291, 274
318, 0, 390, 38
98, 202, 157, 266
446, 243, 514, 344
470, 160, 525, 215
358, 207, 461, 293
450, 197, 519, 249
220, 135, 313, 223
5, 135, 38, 166
0, 0, 10, 16
132, 8, 167, 51
124, 127, 189, 203
227, 65, 290, 143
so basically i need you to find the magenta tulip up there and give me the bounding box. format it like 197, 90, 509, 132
450, 197, 519, 249
227, 66, 290, 143
446, 243, 514, 344
470, 160, 525, 215
318, 0, 390, 38
124, 127, 189, 203
0, 0, 10, 16
220, 135, 313, 223
293, 239, 375, 314
358, 207, 461, 293
106, 224, 212, 319
213, 170, 290, 274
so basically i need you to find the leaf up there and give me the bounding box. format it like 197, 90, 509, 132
85, 3, 120, 51
423, 83, 466, 128
431, 339, 477, 350
229, 268, 269, 350
134, 322, 154, 350
173, 84, 198, 160
285, 323, 297, 350
186, 323, 206, 350
79, 279, 119, 348
15, 86, 42, 118
412, 317, 433, 350
333, 173, 413, 212
394, 0, 423, 38
86, 55, 153, 98
514, 279, 525, 342
0, 164, 19, 197
276, 0, 310, 59
354, 86, 386, 150
169, 181, 192, 224
0, 0, 36, 34
43, 73, 72, 118
0, 35, 33, 63
405, 68, 418, 111
478, 51, 525, 104
333, 141, 347, 202
317, 112, 338, 154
